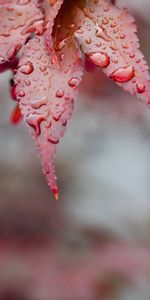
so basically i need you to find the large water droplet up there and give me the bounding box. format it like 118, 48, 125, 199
89, 52, 110, 68
110, 66, 134, 83
18, 62, 34, 75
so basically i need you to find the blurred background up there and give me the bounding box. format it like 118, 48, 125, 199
1, 0, 150, 299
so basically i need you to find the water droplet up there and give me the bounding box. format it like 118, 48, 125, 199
130, 52, 135, 59
110, 66, 134, 83
85, 38, 92, 44
59, 54, 64, 61
102, 18, 109, 25
120, 34, 125, 39
89, 52, 110, 68
26, 113, 45, 136
31, 96, 48, 109
39, 65, 47, 72
136, 83, 145, 94
18, 90, 25, 97
110, 41, 118, 51
18, 62, 34, 75
95, 25, 110, 42
48, 136, 59, 144
24, 79, 31, 86
56, 89, 64, 98
110, 21, 116, 28
68, 77, 80, 88
136, 58, 141, 64
57, 39, 66, 51
122, 43, 129, 49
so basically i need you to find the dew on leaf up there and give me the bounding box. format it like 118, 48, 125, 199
24, 79, 31, 86
31, 96, 48, 109
110, 66, 135, 83
18, 90, 25, 97
89, 52, 110, 68
56, 89, 64, 98
48, 136, 59, 145
68, 77, 80, 88
26, 113, 45, 136
39, 65, 47, 72
18, 62, 34, 75
95, 25, 110, 42
136, 83, 145, 94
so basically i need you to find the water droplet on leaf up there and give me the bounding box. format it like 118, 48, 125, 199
18, 62, 34, 75
89, 52, 110, 68
110, 66, 134, 83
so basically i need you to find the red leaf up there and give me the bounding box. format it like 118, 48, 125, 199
0, 0, 43, 63
15, 33, 83, 197
74, 0, 150, 103
13, 1, 84, 198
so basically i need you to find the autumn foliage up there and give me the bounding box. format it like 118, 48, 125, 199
0, 0, 150, 198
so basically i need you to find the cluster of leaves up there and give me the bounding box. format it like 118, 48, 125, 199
0, 0, 150, 199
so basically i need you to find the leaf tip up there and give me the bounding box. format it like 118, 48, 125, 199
52, 186, 59, 201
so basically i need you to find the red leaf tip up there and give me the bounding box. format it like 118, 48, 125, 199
52, 186, 59, 201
